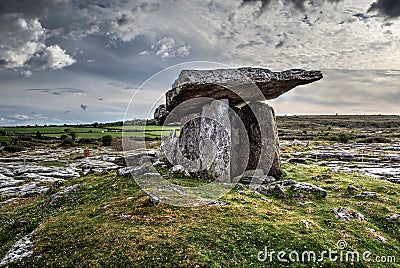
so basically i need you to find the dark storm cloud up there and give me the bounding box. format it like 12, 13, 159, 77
0, 0, 68, 17
26, 87, 85, 95
26, 88, 51, 93
241, 0, 343, 13
368, 0, 400, 18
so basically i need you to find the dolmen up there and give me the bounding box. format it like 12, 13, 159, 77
155, 67, 323, 182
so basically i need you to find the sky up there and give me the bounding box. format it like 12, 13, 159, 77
0, 0, 399, 126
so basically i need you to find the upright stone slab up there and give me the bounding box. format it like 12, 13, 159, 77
161, 99, 231, 181
234, 102, 281, 178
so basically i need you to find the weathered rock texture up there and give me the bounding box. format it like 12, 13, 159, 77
156, 67, 323, 181
155, 68, 323, 124
233, 102, 281, 178
161, 99, 232, 181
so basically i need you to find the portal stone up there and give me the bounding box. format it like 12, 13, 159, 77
156, 67, 323, 181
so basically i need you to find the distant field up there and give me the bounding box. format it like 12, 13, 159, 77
276, 115, 400, 141
1, 115, 399, 144
0, 124, 180, 142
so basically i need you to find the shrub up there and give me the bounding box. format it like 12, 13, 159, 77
35, 131, 43, 139
358, 137, 391, 143
69, 131, 76, 140
4, 144, 24, 152
337, 133, 350, 143
101, 135, 113, 146
60, 135, 74, 147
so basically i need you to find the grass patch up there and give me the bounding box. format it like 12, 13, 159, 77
1, 163, 399, 267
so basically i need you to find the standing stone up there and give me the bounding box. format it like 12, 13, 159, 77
161, 99, 231, 181
235, 102, 281, 178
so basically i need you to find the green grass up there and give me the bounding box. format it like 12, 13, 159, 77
0, 125, 180, 141
0, 136, 12, 143
1, 164, 399, 267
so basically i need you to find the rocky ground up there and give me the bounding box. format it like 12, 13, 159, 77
281, 139, 400, 184
0, 140, 399, 266
1, 140, 398, 206
0, 147, 125, 203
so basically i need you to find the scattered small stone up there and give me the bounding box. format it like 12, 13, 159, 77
120, 213, 131, 219
281, 179, 297, 186
333, 207, 366, 221
288, 158, 307, 164
170, 165, 190, 177
126, 197, 134, 201
118, 165, 149, 177
271, 184, 286, 198
241, 175, 275, 185
194, 199, 226, 206
347, 185, 357, 192
298, 201, 313, 206
152, 160, 164, 167
292, 182, 328, 198
387, 178, 400, 184
355, 191, 376, 199
384, 214, 400, 223
156, 185, 187, 195
234, 183, 245, 190
46, 184, 80, 205
149, 196, 166, 204
373, 234, 388, 243
301, 220, 311, 227
250, 185, 268, 196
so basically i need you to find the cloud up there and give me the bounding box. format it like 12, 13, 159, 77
108, 82, 136, 90
0, 15, 75, 72
26, 87, 85, 95
0, 0, 68, 17
241, 0, 343, 15
368, 0, 400, 18
20, 70, 32, 77
32, 45, 76, 70
0, 15, 46, 69
152, 37, 191, 59
80, 104, 88, 110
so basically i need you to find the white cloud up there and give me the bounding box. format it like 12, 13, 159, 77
20, 70, 32, 77
152, 37, 191, 59
0, 15, 75, 72
0, 15, 46, 68
35, 45, 76, 70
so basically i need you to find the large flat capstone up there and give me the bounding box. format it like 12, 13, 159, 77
155, 67, 322, 124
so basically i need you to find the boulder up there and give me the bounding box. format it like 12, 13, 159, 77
333, 207, 367, 221
292, 182, 328, 198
